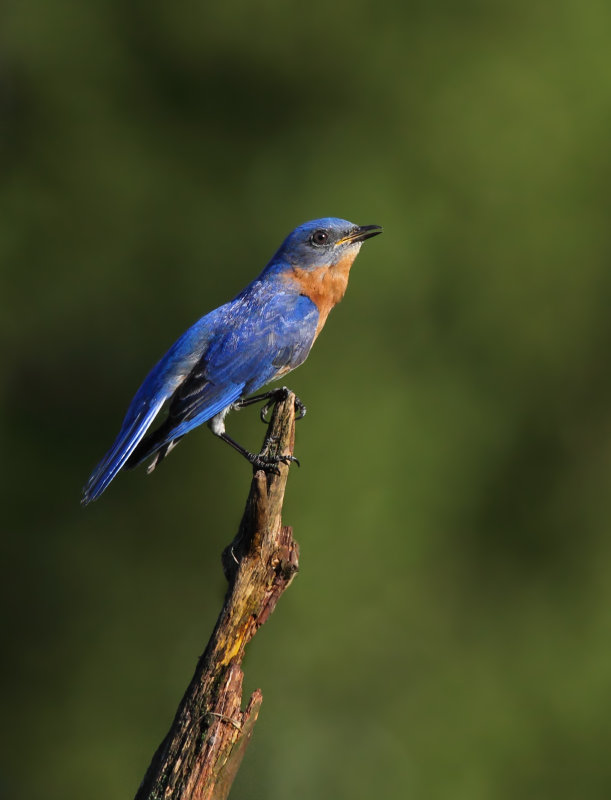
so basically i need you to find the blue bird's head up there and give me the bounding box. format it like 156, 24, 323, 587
271, 217, 383, 271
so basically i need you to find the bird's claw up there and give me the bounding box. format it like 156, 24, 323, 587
250, 452, 300, 474
259, 401, 274, 424
294, 396, 307, 421
259, 388, 307, 423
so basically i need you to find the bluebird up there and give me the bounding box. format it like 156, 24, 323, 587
82, 217, 382, 504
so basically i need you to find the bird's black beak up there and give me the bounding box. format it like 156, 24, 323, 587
337, 224, 383, 245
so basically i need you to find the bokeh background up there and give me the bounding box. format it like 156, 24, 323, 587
2, 1, 611, 798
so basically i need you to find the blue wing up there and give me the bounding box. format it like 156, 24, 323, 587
127, 283, 319, 463
82, 281, 318, 503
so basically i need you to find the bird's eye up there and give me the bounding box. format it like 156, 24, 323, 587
310, 229, 329, 246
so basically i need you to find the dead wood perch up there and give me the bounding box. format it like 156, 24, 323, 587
135, 392, 300, 800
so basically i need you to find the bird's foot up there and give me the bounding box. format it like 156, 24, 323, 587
259, 387, 307, 424
235, 386, 306, 423
249, 451, 300, 475
218, 430, 300, 473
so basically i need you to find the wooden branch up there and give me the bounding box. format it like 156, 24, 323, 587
135, 392, 300, 800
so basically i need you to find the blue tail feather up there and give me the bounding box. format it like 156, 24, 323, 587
81, 398, 166, 505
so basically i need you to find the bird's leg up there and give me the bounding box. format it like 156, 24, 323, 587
208, 409, 299, 474
235, 386, 307, 424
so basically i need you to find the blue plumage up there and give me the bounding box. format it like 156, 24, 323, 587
82, 217, 382, 504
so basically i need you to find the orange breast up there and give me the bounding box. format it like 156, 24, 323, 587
289, 252, 358, 339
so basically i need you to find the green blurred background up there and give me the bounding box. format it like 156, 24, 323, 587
2, 1, 611, 798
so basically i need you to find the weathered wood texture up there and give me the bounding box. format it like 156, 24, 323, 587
135, 393, 300, 800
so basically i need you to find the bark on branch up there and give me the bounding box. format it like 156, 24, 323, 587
135, 392, 300, 800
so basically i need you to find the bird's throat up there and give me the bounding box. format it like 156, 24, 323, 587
290, 252, 357, 338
